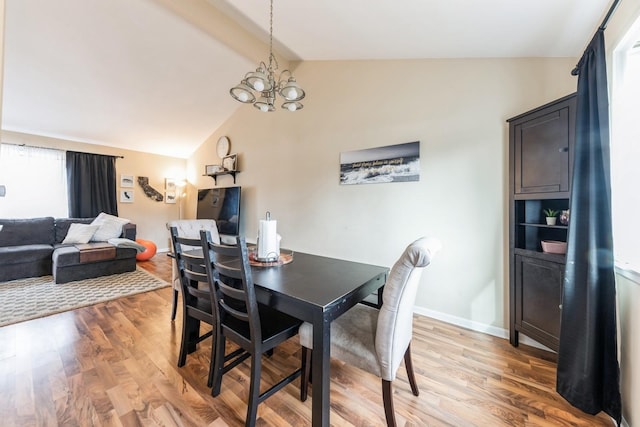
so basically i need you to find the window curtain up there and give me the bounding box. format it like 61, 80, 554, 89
66, 151, 118, 218
556, 29, 621, 426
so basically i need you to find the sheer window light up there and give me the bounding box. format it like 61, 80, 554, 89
0, 144, 69, 218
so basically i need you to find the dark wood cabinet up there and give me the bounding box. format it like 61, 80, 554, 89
514, 252, 564, 349
508, 93, 576, 352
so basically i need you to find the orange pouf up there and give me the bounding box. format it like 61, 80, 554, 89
135, 239, 157, 261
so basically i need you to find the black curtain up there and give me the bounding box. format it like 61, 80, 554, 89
556, 29, 621, 425
66, 151, 118, 217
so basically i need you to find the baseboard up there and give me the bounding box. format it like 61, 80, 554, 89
413, 306, 555, 352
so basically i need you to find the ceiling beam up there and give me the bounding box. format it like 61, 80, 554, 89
150, 0, 292, 71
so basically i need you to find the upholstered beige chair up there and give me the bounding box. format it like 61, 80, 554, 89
166, 220, 220, 320
298, 236, 441, 427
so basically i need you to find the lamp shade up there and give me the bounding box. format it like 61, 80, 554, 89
230, 82, 256, 103
246, 67, 272, 92
279, 77, 305, 101
254, 94, 275, 112
282, 101, 303, 111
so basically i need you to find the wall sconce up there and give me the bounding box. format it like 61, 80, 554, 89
0, 185, 6, 197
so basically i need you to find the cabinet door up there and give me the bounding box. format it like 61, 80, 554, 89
514, 254, 563, 350
512, 95, 576, 196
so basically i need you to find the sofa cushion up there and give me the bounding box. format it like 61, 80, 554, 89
0, 217, 55, 247
62, 223, 100, 244
0, 244, 54, 265
54, 218, 94, 243
90, 213, 130, 242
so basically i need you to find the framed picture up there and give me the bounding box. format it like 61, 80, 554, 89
165, 178, 176, 191
120, 174, 134, 188
120, 190, 134, 203
340, 141, 420, 185
222, 154, 238, 171
165, 191, 177, 204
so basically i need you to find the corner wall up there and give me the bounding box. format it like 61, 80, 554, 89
188, 57, 576, 331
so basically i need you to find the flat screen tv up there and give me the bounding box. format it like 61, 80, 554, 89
196, 186, 241, 236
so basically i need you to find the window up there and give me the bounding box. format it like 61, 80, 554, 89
0, 144, 69, 218
612, 23, 640, 274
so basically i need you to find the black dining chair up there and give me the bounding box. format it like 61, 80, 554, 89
169, 226, 245, 389
166, 220, 220, 321
200, 231, 303, 426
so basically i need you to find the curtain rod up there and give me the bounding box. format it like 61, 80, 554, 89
1, 142, 124, 159
571, 0, 621, 75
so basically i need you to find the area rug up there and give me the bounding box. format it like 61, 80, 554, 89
0, 268, 169, 327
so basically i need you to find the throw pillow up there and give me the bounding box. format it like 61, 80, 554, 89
62, 223, 100, 244
91, 212, 130, 242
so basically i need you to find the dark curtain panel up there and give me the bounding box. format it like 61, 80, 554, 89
66, 151, 118, 217
556, 29, 621, 426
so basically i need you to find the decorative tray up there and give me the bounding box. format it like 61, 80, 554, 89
248, 248, 294, 267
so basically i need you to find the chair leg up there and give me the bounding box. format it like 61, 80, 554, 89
211, 335, 226, 397
245, 353, 262, 427
404, 343, 419, 396
177, 311, 190, 367
300, 346, 311, 401
171, 288, 179, 321
382, 380, 397, 427
207, 329, 217, 388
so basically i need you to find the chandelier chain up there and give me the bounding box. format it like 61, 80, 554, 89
268, 0, 276, 72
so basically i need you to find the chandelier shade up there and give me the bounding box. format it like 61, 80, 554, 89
230, 81, 256, 103
229, 0, 305, 112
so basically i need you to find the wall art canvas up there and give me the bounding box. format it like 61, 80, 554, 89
165, 191, 177, 204
120, 174, 134, 188
120, 190, 134, 203
340, 141, 420, 185
165, 178, 176, 191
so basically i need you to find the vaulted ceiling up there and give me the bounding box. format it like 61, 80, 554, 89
1, 0, 611, 158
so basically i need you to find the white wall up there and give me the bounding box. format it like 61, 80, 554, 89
188, 57, 576, 331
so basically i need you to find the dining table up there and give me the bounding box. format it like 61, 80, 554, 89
186, 248, 388, 427
250, 251, 388, 426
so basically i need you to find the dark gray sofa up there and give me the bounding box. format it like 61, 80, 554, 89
0, 217, 137, 284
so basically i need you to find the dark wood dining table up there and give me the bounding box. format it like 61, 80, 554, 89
250, 252, 388, 426
185, 249, 388, 426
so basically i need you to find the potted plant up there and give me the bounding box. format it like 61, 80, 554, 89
543, 208, 558, 225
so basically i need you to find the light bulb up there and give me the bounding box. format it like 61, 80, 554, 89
254, 81, 265, 91
238, 92, 249, 102
286, 87, 297, 100
287, 103, 297, 111
260, 104, 269, 112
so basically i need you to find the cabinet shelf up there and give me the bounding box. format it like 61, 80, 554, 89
514, 247, 566, 263
204, 170, 238, 185
518, 222, 568, 229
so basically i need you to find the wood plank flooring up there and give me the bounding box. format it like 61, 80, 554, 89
0, 253, 614, 426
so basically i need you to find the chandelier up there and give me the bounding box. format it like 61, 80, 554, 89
229, 0, 305, 112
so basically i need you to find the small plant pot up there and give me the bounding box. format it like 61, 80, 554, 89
546, 217, 557, 226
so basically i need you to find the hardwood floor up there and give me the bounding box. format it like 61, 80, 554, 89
0, 253, 614, 426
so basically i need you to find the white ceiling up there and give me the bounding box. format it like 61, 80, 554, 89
1, 0, 611, 158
